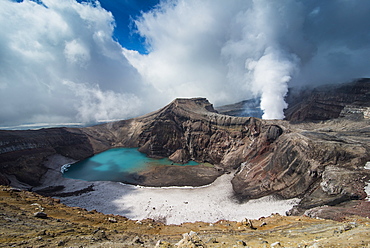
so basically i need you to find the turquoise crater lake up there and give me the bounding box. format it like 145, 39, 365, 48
63, 148, 199, 182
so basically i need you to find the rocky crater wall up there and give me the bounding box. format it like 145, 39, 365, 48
1, 84, 370, 219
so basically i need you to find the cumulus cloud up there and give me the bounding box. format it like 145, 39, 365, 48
62, 81, 142, 123
1, 0, 370, 126
123, 0, 247, 105
64, 39, 91, 66
0, 0, 149, 126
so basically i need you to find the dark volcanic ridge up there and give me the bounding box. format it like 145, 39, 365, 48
1, 79, 370, 220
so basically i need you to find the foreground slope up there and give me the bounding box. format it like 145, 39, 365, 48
2, 185, 370, 248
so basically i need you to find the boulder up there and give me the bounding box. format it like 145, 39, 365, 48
33, 212, 47, 219
175, 231, 206, 248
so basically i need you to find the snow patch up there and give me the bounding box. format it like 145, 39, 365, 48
365, 162, 370, 201
60, 163, 72, 173
60, 173, 299, 225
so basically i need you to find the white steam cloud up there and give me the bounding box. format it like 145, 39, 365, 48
1, 0, 370, 126
248, 48, 298, 119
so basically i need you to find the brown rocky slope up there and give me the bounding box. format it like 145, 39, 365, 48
2, 185, 370, 247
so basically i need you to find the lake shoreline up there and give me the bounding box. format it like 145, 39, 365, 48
63, 147, 223, 186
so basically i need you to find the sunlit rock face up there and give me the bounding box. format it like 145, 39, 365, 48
137, 98, 265, 167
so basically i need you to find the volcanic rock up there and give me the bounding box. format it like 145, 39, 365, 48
33, 212, 47, 219
175, 231, 206, 248
1, 81, 370, 220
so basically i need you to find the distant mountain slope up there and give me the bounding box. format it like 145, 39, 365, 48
215, 98, 263, 118
285, 78, 370, 122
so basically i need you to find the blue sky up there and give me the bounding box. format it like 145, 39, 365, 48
95, 0, 160, 53
1, 0, 370, 127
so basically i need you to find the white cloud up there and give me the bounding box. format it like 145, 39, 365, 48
62, 81, 142, 123
0, 0, 148, 126
123, 0, 251, 105
64, 39, 91, 66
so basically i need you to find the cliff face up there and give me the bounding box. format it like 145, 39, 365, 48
136, 98, 265, 167
125, 98, 281, 186
0, 128, 96, 186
